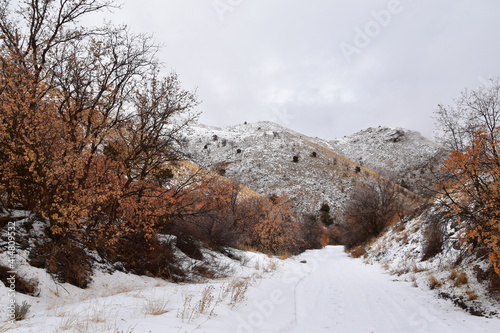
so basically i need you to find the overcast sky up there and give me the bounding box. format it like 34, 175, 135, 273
101, 0, 500, 140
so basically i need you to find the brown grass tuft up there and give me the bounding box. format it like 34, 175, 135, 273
428, 274, 442, 290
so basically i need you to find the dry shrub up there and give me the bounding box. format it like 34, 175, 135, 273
428, 274, 442, 290
176, 236, 204, 261
160, 180, 244, 252
340, 178, 404, 249
486, 269, 500, 294
30, 240, 92, 288
241, 196, 305, 256
349, 246, 365, 258
454, 271, 469, 287
435, 81, 500, 278
300, 215, 327, 250
101, 232, 185, 282
327, 226, 342, 245
0, 265, 38, 296
0, 0, 199, 286
192, 264, 218, 279
422, 212, 446, 261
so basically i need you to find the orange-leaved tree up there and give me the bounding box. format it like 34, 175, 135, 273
244, 195, 303, 256
0, 0, 198, 244
435, 79, 500, 277
437, 129, 500, 276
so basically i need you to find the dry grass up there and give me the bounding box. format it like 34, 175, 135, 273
454, 271, 469, 287
390, 261, 411, 276
411, 264, 426, 274
55, 303, 116, 332
263, 260, 279, 273
177, 285, 220, 323
178, 294, 195, 323
0, 323, 13, 333
450, 268, 458, 281
278, 252, 291, 260
177, 278, 252, 323
13, 301, 31, 321
58, 314, 79, 331
226, 278, 250, 308
450, 268, 469, 287
143, 298, 169, 316
466, 289, 478, 301
428, 274, 442, 290
197, 286, 216, 315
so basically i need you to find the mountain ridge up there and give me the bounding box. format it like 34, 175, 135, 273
182, 121, 437, 215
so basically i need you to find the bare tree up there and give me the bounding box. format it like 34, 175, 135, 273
435, 78, 500, 152
340, 178, 402, 249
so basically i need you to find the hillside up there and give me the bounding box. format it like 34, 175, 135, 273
183, 122, 435, 214
325, 126, 447, 196
365, 202, 500, 317
183, 121, 385, 214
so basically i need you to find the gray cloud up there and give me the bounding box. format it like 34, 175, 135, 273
106, 0, 500, 139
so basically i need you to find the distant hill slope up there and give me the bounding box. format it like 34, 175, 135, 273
183, 122, 416, 215
324, 126, 447, 196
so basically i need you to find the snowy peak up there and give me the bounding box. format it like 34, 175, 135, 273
332, 126, 437, 146
183, 121, 416, 214
327, 126, 447, 196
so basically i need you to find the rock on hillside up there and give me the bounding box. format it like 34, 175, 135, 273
183, 122, 394, 215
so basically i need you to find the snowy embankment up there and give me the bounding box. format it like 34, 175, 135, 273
3, 246, 500, 333
365, 205, 500, 319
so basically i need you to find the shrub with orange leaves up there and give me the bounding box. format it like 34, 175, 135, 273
434, 79, 500, 283
241, 195, 304, 256
437, 129, 500, 276
0, 0, 312, 285
0, 0, 198, 246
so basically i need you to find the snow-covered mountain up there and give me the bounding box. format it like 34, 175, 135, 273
324, 126, 447, 196
182, 122, 443, 214
183, 121, 378, 214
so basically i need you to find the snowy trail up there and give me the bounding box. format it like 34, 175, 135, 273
6, 246, 500, 332
236, 246, 500, 333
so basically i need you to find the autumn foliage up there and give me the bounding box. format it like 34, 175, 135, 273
0, 0, 316, 286
434, 79, 500, 281
0, 0, 198, 244
437, 129, 500, 277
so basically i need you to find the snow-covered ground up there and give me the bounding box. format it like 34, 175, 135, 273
3, 246, 499, 332
366, 204, 500, 320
